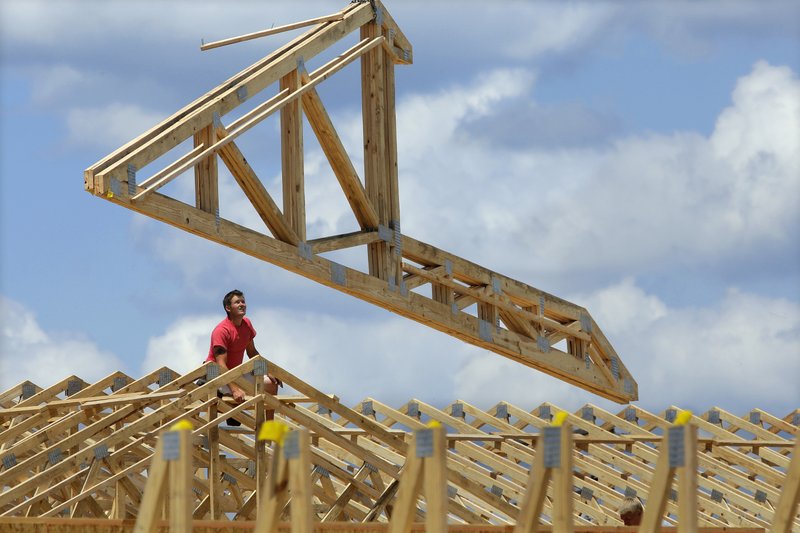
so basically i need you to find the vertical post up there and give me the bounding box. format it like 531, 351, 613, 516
770, 439, 800, 533
362, 16, 391, 280
194, 124, 219, 214
287, 429, 313, 533
383, 34, 403, 291
255, 421, 290, 533
388, 425, 431, 533
253, 363, 267, 517
134, 421, 194, 533
513, 431, 552, 533
678, 423, 698, 533
640, 410, 694, 533
552, 419, 574, 533
514, 411, 572, 533
423, 424, 447, 533
208, 401, 221, 520
281, 67, 305, 241
168, 425, 193, 533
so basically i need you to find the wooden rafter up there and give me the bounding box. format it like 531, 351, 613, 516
0, 359, 796, 528
83, 0, 637, 403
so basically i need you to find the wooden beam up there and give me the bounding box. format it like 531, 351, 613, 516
280, 68, 306, 241
213, 121, 300, 245
200, 13, 345, 51
308, 230, 381, 254
361, 20, 392, 281
193, 124, 218, 214
300, 82, 380, 229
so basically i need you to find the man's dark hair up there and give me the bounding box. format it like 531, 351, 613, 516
223, 290, 244, 316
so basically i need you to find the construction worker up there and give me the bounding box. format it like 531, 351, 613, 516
618, 496, 643, 526
205, 289, 281, 425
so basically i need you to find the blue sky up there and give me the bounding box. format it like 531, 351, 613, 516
1, 1, 798, 417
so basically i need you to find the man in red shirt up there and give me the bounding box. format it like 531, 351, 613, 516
205, 289, 280, 423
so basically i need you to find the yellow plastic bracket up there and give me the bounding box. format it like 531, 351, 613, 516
675, 410, 693, 426
170, 419, 194, 431
552, 411, 569, 427
258, 420, 289, 443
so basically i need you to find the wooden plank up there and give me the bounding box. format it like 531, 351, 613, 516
288, 429, 314, 533
214, 123, 300, 244
361, 20, 392, 281
300, 83, 380, 229
132, 438, 169, 533
424, 426, 448, 533
280, 68, 306, 242
193, 124, 218, 214
387, 432, 424, 533
200, 13, 345, 50
553, 423, 575, 533
770, 439, 800, 533
168, 429, 193, 533
678, 424, 698, 533
308, 230, 381, 254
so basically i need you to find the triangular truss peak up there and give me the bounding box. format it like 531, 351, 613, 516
83, 0, 637, 403
0, 359, 797, 528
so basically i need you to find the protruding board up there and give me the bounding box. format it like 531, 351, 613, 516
83, 1, 636, 403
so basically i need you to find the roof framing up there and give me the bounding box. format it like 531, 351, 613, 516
82, 0, 637, 403
0, 358, 796, 528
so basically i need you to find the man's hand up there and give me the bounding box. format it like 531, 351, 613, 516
231, 385, 246, 402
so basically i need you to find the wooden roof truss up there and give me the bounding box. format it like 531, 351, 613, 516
83, 0, 637, 403
0, 358, 796, 528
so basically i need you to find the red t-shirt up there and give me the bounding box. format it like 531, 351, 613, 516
205, 317, 256, 368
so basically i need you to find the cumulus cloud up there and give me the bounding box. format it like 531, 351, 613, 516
67, 103, 166, 149
0, 296, 124, 391
392, 61, 800, 287
578, 279, 800, 414
503, 4, 619, 59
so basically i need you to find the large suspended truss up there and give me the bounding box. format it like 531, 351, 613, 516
83, 0, 636, 403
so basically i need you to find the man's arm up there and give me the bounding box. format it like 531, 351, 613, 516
213, 346, 247, 401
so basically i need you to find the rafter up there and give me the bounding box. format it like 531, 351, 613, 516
0, 359, 796, 528
83, 0, 637, 403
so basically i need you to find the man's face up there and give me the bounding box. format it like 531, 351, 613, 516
226, 295, 247, 319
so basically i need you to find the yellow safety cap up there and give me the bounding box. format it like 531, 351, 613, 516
106, 191, 114, 199
675, 410, 693, 426
170, 420, 194, 431
552, 411, 569, 427
258, 420, 289, 443
426, 420, 442, 429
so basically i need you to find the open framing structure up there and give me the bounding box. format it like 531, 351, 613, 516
0, 358, 797, 529
83, 0, 637, 403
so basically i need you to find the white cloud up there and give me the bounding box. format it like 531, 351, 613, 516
503, 4, 618, 59
576, 280, 800, 413
142, 314, 218, 376
391, 61, 800, 282
0, 296, 124, 391
67, 103, 166, 149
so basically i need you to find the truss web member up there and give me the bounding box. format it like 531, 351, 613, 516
204, 289, 281, 425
